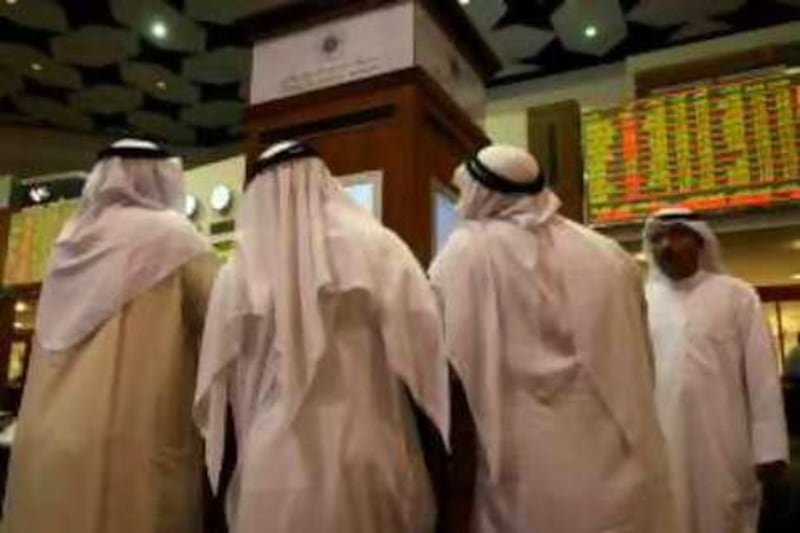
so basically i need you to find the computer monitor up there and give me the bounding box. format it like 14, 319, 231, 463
433, 183, 459, 253
340, 170, 383, 220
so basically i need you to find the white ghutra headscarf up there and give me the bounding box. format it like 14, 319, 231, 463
642, 206, 725, 281
35, 139, 210, 354
432, 145, 569, 481
194, 141, 450, 491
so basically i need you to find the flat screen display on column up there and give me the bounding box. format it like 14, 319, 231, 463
434, 185, 459, 253
340, 171, 383, 220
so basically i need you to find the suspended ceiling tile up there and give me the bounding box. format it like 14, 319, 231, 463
183, 47, 251, 85
462, 0, 530, 63
70, 85, 143, 115
30, 60, 83, 90
0, 112, 38, 126
489, 26, 555, 63
0, 0, 69, 33
628, 0, 746, 28
462, 0, 505, 32
495, 63, 542, 78
128, 111, 197, 144
0, 43, 49, 72
551, 0, 628, 57
0, 66, 23, 97
181, 101, 243, 128
52, 26, 139, 68
111, 0, 207, 53
228, 122, 245, 137
185, 0, 249, 25
121, 62, 201, 105
0, 43, 82, 89
13, 95, 93, 132
670, 19, 732, 41
110, 0, 159, 28
231, 0, 302, 20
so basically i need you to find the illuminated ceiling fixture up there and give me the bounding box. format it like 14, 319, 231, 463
185, 194, 199, 219
209, 184, 233, 213
14, 301, 28, 313
584, 25, 598, 39
156, 80, 167, 90
13, 322, 24, 330
792, 273, 800, 281
29, 185, 51, 203
31, 62, 43, 72
6, 0, 19, 5
459, 0, 470, 6
151, 21, 168, 40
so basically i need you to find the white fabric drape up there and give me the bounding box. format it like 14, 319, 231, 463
35, 139, 210, 353
193, 147, 449, 532
645, 210, 789, 533
431, 169, 675, 532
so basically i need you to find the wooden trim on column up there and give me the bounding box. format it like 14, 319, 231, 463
239, 0, 402, 41
635, 42, 800, 97
757, 284, 800, 303
247, 67, 484, 141
259, 105, 397, 144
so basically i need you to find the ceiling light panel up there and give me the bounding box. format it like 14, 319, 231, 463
463, 0, 554, 63
111, 0, 206, 53
121, 62, 201, 105
52, 25, 140, 67
183, 47, 251, 85
181, 101, 243, 128
0, 0, 69, 33
628, 0, 746, 28
70, 85, 144, 115
128, 111, 197, 144
0, 43, 82, 89
13, 95, 93, 131
551, 0, 628, 57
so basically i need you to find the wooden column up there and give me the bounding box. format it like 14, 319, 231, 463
243, 0, 498, 263
247, 69, 487, 263
528, 100, 585, 222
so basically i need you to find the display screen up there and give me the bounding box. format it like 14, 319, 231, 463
434, 187, 459, 253
583, 74, 800, 225
345, 182, 377, 216
340, 171, 383, 219
4, 201, 79, 286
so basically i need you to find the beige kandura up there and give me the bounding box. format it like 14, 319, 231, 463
3, 139, 217, 533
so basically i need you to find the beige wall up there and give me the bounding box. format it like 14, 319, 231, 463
484, 111, 527, 148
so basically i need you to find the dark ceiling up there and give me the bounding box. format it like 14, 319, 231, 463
0, 0, 799, 150
0, 0, 251, 148
470, 0, 800, 86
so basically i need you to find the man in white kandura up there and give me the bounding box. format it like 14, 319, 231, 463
429, 144, 676, 533
644, 207, 789, 533
4, 139, 217, 533
193, 141, 450, 533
